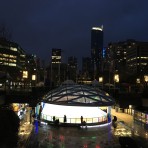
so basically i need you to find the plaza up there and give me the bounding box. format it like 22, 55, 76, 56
18, 108, 148, 148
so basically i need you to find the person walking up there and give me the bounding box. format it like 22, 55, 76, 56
64, 115, 67, 123
81, 116, 83, 124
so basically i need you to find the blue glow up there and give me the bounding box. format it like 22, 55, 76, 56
35, 120, 39, 134
41, 102, 45, 110
103, 47, 106, 58
35, 106, 38, 118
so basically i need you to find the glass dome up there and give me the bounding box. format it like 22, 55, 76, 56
42, 81, 115, 106
37, 81, 115, 126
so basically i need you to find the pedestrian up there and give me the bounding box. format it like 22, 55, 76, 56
53, 116, 55, 122
64, 115, 67, 123
81, 116, 83, 124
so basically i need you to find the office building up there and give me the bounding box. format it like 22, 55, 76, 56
47, 48, 63, 86
82, 57, 92, 80
52, 48, 61, 64
0, 37, 26, 81
108, 39, 148, 83
91, 26, 104, 79
126, 40, 148, 83
67, 56, 77, 82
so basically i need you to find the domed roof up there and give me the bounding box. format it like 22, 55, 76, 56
42, 83, 115, 106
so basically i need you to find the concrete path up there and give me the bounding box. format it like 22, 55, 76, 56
111, 108, 133, 128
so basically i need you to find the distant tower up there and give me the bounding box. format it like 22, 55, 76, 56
82, 57, 92, 80
67, 56, 77, 82
51, 48, 62, 85
52, 48, 62, 63
91, 26, 104, 79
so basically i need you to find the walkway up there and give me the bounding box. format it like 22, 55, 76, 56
17, 108, 148, 148
111, 108, 133, 127
111, 108, 148, 147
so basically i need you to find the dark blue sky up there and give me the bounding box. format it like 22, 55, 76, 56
0, 0, 148, 67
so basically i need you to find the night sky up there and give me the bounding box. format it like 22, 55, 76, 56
0, 0, 148, 67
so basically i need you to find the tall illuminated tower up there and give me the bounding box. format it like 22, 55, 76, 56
91, 26, 104, 79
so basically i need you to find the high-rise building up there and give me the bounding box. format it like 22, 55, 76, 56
0, 37, 38, 88
82, 57, 92, 80
108, 39, 148, 83
0, 37, 26, 80
52, 48, 62, 63
108, 41, 127, 73
91, 26, 104, 79
126, 40, 148, 81
67, 56, 77, 82
48, 48, 62, 86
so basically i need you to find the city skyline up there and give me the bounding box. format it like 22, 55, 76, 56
0, 0, 148, 65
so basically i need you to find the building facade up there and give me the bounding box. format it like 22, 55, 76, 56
0, 37, 26, 89
0, 37, 39, 90
107, 39, 148, 84
126, 40, 148, 84
91, 26, 104, 79
67, 56, 77, 82
81, 57, 92, 81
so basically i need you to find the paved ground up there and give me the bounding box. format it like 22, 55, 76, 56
112, 108, 148, 139
17, 108, 148, 148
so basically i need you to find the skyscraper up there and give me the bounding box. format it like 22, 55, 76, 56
82, 57, 92, 80
51, 48, 62, 86
51, 48, 61, 63
67, 56, 77, 81
91, 26, 104, 79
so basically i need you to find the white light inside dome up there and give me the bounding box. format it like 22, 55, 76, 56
41, 103, 107, 119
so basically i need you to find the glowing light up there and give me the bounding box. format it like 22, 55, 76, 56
41, 103, 107, 119
92, 27, 103, 31
81, 122, 111, 128
23, 71, 28, 78
144, 75, 148, 82
32, 74, 36, 80
35, 120, 38, 134
114, 74, 119, 83
136, 78, 140, 83
103, 47, 106, 58
99, 77, 103, 83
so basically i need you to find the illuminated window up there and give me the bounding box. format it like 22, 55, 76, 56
9, 63, 16, 66
23, 71, 28, 78
32, 75, 36, 80
10, 47, 17, 51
